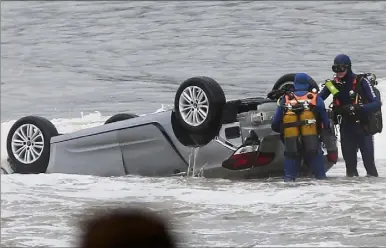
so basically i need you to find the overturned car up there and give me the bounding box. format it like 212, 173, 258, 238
5, 73, 339, 179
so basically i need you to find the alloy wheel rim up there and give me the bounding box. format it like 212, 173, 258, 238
179, 86, 210, 126
11, 124, 45, 164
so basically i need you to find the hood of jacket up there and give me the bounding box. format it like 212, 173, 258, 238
334, 54, 355, 81
293, 72, 312, 91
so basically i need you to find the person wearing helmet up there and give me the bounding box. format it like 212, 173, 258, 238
271, 73, 330, 181
318, 54, 381, 177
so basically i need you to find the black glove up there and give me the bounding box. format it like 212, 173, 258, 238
336, 104, 362, 116
267, 89, 286, 100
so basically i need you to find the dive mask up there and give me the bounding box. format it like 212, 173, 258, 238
332, 64, 348, 73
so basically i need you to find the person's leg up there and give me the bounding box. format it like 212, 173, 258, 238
305, 146, 327, 179
283, 156, 301, 182
340, 125, 359, 177
358, 134, 378, 177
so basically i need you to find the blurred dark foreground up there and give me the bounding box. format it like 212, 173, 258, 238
78, 205, 180, 248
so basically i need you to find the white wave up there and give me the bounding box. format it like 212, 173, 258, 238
1, 172, 386, 247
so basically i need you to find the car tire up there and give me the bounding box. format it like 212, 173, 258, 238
171, 111, 219, 147
272, 73, 319, 92
174, 76, 226, 134
104, 113, 138, 124
6, 116, 59, 174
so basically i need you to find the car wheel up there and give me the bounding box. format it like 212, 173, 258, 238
104, 113, 138, 124
6, 116, 59, 174
171, 111, 219, 147
174, 76, 226, 134
272, 73, 319, 92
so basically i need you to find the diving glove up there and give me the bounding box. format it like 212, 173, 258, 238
336, 104, 362, 116
267, 89, 286, 100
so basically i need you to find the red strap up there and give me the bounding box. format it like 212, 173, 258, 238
332, 77, 358, 106
352, 78, 359, 104
352, 78, 357, 90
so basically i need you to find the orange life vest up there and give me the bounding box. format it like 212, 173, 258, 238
284, 92, 317, 107
284, 92, 323, 128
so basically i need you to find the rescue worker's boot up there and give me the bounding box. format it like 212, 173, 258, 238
345, 164, 359, 177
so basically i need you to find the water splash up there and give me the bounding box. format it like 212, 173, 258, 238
187, 147, 200, 177
1, 162, 13, 174
154, 104, 173, 113
197, 162, 208, 177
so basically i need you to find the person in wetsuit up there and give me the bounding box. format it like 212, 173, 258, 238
318, 54, 381, 177
271, 73, 330, 181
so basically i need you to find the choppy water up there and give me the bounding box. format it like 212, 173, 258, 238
1, 1, 386, 247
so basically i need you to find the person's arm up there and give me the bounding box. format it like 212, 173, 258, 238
319, 85, 332, 100
316, 96, 330, 129
359, 78, 382, 113
271, 99, 284, 133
